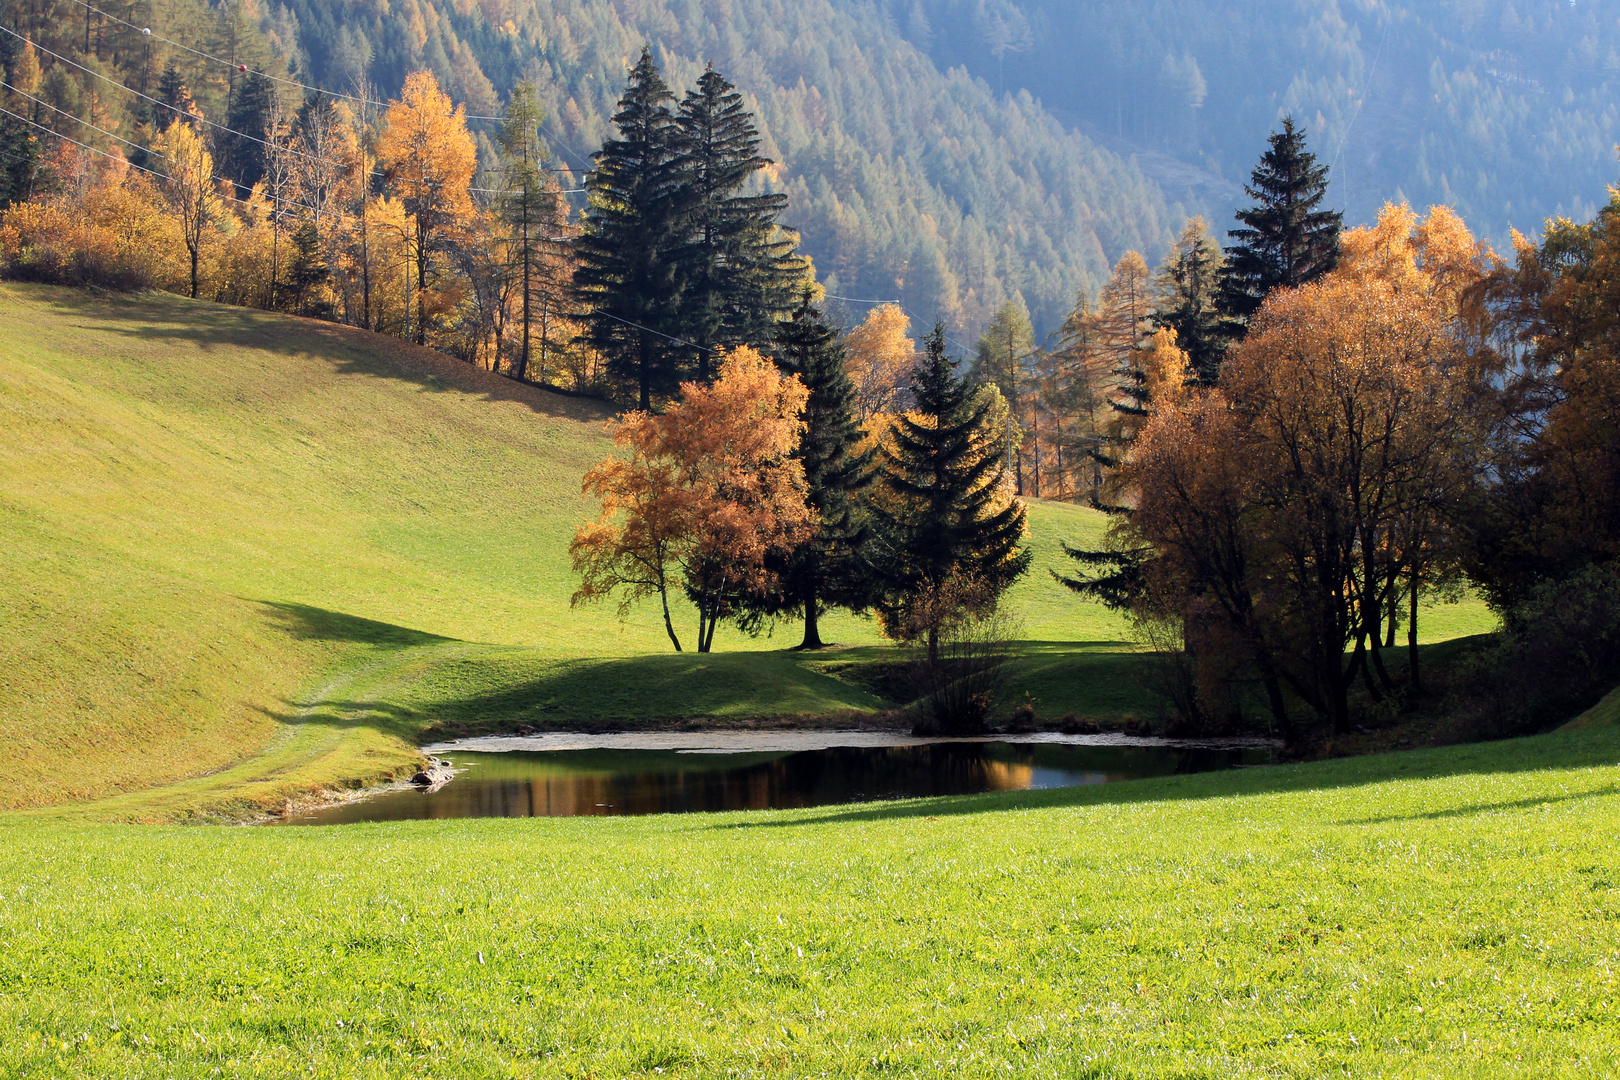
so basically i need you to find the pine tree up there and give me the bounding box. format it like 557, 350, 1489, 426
574, 47, 691, 409
770, 293, 876, 648
876, 324, 1031, 661
1153, 217, 1226, 384
1219, 116, 1342, 328
675, 65, 802, 380
971, 298, 1035, 492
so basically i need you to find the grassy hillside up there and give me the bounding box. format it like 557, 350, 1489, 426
0, 282, 1164, 817
2, 722, 1617, 1075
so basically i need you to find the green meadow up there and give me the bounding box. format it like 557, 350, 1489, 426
7, 283, 1611, 1077
3, 712, 1619, 1077
0, 282, 1497, 820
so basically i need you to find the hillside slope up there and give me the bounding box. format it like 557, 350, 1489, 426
0, 283, 1129, 816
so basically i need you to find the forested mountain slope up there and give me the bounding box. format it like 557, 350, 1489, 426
900, 0, 1620, 245
272, 0, 1177, 339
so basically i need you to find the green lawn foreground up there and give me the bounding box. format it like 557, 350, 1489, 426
2, 718, 1617, 1078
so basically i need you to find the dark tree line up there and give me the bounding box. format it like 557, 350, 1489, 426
574, 49, 804, 410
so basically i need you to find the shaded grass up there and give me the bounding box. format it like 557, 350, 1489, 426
1, 724, 1618, 1076
0, 282, 1500, 818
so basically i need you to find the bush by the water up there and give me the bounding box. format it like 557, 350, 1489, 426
1469, 564, 1620, 734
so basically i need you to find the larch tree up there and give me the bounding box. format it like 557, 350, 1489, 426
1218, 116, 1343, 331
843, 303, 915, 421
574, 48, 691, 409
874, 323, 1030, 662
376, 70, 477, 346
971, 298, 1036, 493
496, 82, 561, 383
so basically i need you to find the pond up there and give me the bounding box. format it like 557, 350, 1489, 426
284, 731, 1278, 825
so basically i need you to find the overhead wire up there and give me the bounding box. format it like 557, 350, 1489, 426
63, 0, 596, 171
0, 24, 584, 204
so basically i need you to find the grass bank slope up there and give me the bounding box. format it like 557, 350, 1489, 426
2, 724, 1617, 1076
0, 284, 1133, 814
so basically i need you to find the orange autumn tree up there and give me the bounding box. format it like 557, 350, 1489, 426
571, 347, 814, 652
375, 71, 477, 345
1117, 203, 1495, 737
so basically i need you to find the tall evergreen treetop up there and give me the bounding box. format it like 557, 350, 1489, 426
574, 47, 692, 410
1219, 116, 1342, 326
1153, 216, 1226, 384
876, 323, 1031, 653
676, 64, 802, 379
769, 293, 876, 648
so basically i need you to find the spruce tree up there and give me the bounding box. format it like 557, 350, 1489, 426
876, 324, 1031, 661
771, 293, 875, 648
156, 64, 198, 130
675, 64, 801, 380
1153, 217, 1226, 384
1218, 116, 1342, 329
219, 72, 276, 195
574, 47, 691, 409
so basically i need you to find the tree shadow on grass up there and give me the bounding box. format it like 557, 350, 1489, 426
256, 601, 455, 649
73, 292, 613, 423
712, 725, 1620, 830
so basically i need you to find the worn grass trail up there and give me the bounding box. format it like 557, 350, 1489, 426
3, 724, 1617, 1077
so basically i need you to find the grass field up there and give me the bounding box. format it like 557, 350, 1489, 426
2, 718, 1617, 1077
3, 285, 1616, 1077
0, 283, 1503, 817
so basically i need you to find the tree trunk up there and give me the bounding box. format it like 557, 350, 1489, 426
638, 334, 652, 411
659, 583, 682, 652
1408, 574, 1421, 694
189, 236, 199, 299
799, 593, 823, 650
415, 219, 428, 345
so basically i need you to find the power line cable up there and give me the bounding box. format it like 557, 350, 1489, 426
65, 0, 596, 167
0, 26, 579, 200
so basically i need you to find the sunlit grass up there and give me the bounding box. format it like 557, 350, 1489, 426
2, 722, 1617, 1076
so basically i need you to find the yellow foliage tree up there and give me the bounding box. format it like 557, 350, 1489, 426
152, 121, 224, 298
376, 71, 477, 344
843, 303, 915, 421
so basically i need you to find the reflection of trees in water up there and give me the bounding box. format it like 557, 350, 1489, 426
292, 742, 1270, 823
485, 746, 1041, 817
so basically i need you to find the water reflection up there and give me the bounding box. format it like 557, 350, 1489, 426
287, 740, 1273, 825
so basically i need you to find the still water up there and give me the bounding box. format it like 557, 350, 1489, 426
286, 734, 1276, 825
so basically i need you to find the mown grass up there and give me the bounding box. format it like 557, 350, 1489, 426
2, 723, 1618, 1077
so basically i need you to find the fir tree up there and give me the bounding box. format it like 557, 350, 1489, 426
1153, 217, 1226, 384
675, 64, 801, 380
574, 47, 692, 410
876, 324, 1031, 661
1219, 116, 1342, 328
770, 293, 875, 649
